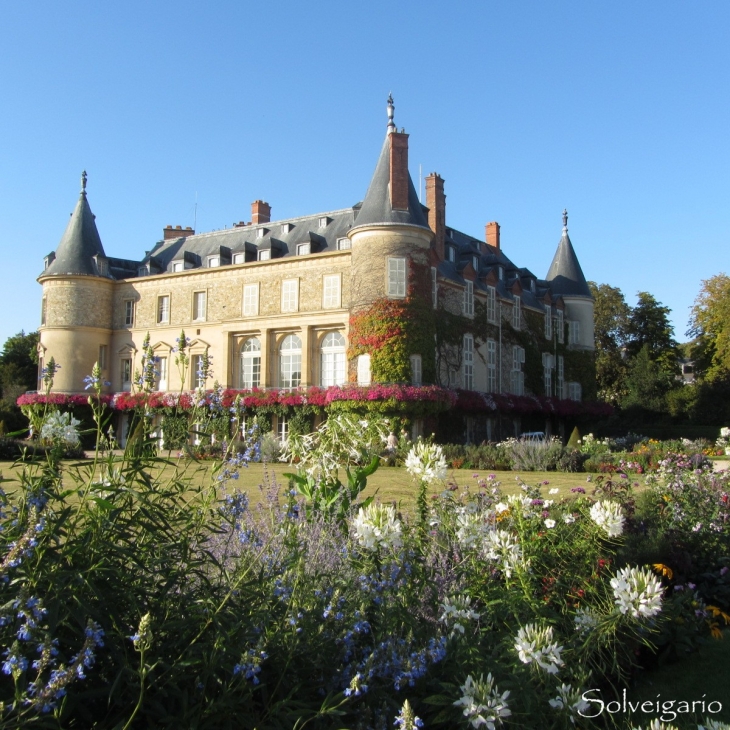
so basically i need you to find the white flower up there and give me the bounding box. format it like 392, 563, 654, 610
549, 683, 591, 723
574, 607, 599, 634
351, 503, 402, 552
589, 500, 625, 537
514, 623, 564, 674
494, 502, 509, 514
439, 595, 480, 636
544, 519, 556, 529
405, 441, 448, 485
40, 410, 81, 448
549, 488, 559, 495
563, 514, 576, 524
611, 566, 663, 619
698, 720, 730, 730
484, 529, 522, 577
453, 673, 511, 729
631, 721, 680, 730
455, 507, 491, 549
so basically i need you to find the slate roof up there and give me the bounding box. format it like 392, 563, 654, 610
42, 184, 108, 278
546, 225, 592, 298
351, 134, 430, 231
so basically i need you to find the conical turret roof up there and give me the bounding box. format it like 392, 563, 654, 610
545, 210, 592, 298
42, 172, 107, 277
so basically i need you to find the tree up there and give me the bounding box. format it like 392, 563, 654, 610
688, 273, 730, 381
622, 344, 676, 413
588, 282, 631, 404
625, 292, 679, 376
0, 330, 39, 399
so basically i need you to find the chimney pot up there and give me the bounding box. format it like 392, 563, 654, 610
426, 173, 446, 260
486, 221, 501, 251
251, 200, 271, 225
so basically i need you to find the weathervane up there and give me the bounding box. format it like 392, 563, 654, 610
387, 93, 395, 134
81, 170, 88, 195
562, 208, 568, 232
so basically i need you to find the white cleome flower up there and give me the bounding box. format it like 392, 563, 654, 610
589, 500, 625, 537
610, 565, 663, 619
563, 514, 576, 524
405, 441, 448, 485
453, 673, 511, 729
483, 529, 522, 578
549, 683, 591, 723
514, 623, 565, 674
439, 595, 481, 636
631, 721, 680, 730
351, 503, 403, 552
698, 720, 730, 730
40, 410, 81, 448
455, 507, 491, 549
544, 519, 556, 529
573, 606, 600, 634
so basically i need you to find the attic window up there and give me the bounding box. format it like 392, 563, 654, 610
208, 255, 220, 268
337, 238, 351, 250
531, 280, 536, 293
447, 247, 455, 263
498, 267, 504, 280
472, 256, 479, 271
256, 229, 266, 239
137, 266, 149, 277
44, 253, 56, 270
232, 252, 245, 265
319, 217, 329, 228
95, 256, 108, 276
172, 261, 184, 273
297, 243, 311, 256
281, 223, 292, 234
258, 249, 271, 261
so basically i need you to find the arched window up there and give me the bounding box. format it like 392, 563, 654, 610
320, 331, 346, 387
240, 337, 261, 389
279, 334, 302, 389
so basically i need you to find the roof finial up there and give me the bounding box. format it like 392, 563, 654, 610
81, 170, 88, 195
562, 208, 568, 232
387, 93, 395, 134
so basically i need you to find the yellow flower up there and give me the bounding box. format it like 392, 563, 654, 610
709, 622, 723, 640
652, 563, 673, 580
707, 606, 730, 624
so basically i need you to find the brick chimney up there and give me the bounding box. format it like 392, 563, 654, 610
426, 173, 446, 259
251, 200, 271, 225
164, 225, 195, 241
486, 221, 500, 250
389, 131, 409, 211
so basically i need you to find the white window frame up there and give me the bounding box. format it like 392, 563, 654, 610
512, 295, 521, 330
487, 339, 497, 393
387, 257, 406, 298
192, 291, 207, 322
279, 334, 302, 389
156, 356, 168, 391
472, 256, 479, 271
240, 337, 261, 389
568, 382, 582, 401
410, 354, 422, 386
172, 261, 184, 272
322, 274, 341, 309
462, 334, 474, 390
281, 279, 299, 313
545, 309, 553, 340
41, 297, 47, 326
357, 354, 371, 386
297, 242, 311, 256
337, 237, 351, 250
557, 355, 565, 399
207, 255, 220, 268
320, 332, 346, 387
233, 252, 245, 265
277, 415, 289, 444
121, 358, 132, 391
124, 299, 135, 327
511, 345, 525, 396
319, 216, 329, 228
258, 249, 270, 261
157, 295, 170, 324
137, 266, 149, 277
542, 352, 553, 396
256, 228, 265, 239
569, 320, 581, 345
447, 247, 455, 263
281, 223, 292, 234
431, 267, 438, 309
463, 280, 474, 317
243, 283, 259, 317
557, 310, 564, 344
486, 286, 496, 323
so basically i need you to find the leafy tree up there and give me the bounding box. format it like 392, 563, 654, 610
621, 344, 676, 413
0, 330, 39, 400
625, 292, 679, 377
688, 273, 730, 381
588, 282, 631, 404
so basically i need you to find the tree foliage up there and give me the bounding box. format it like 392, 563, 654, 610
688, 272, 730, 381
625, 292, 678, 373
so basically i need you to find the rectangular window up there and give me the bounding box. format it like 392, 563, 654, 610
281, 223, 292, 234
463, 281, 474, 317
98, 345, 107, 370
447, 247, 455, 263
191, 354, 205, 389
511, 345, 525, 395
512, 295, 521, 330
243, 283, 259, 316
569, 320, 581, 345
172, 261, 184, 272
387, 257, 406, 297
410, 354, 422, 386
568, 382, 582, 401
487, 286, 496, 323
157, 356, 168, 391
557, 310, 564, 344
233, 252, 245, 264
431, 267, 437, 309
157, 295, 170, 324
124, 300, 135, 327
258, 249, 270, 261
297, 242, 311, 256
41, 297, 47, 326
463, 334, 474, 390
281, 279, 299, 313
193, 291, 207, 322
337, 237, 351, 250
557, 355, 564, 399
137, 266, 149, 277
319, 216, 328, 228
322, 274, 341, 309
545, 309, 553, 340
121, 358, 132, 391
487, 339, 497, 393
277, 416, 289, 444
207, 255, 220, 268
357, 354, 371, 386
542, 352, 553, 396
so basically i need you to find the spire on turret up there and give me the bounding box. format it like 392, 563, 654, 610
545, 209, 592, 298
387, 93, 395, 135
40, 172, 108, 278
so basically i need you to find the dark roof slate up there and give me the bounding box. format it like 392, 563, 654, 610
545, 229, 592, 298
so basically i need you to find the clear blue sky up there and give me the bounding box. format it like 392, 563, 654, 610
2, 1, 729, 348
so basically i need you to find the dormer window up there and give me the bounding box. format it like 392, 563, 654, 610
232, 252, 245, 264
337, 237, 351, 250
137, 266, 149, 277
447, 247, 455, 263
319, 216, 329, 228
297, 243, 311, 256
498, 266, 504, 280
207, 255, 220, 268
172, 261, 184, 272
94, 255, 108, 276
281, 223, 292, 234
472, 256, 479, 271
256, 228, 266, 239
44, 252, 56, 270
258, 249, 271, 261
531, 279, 536, 293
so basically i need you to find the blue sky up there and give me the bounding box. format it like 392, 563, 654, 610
2, 1, 729, 348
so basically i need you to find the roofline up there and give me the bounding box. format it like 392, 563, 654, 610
348, 221, 433, 237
